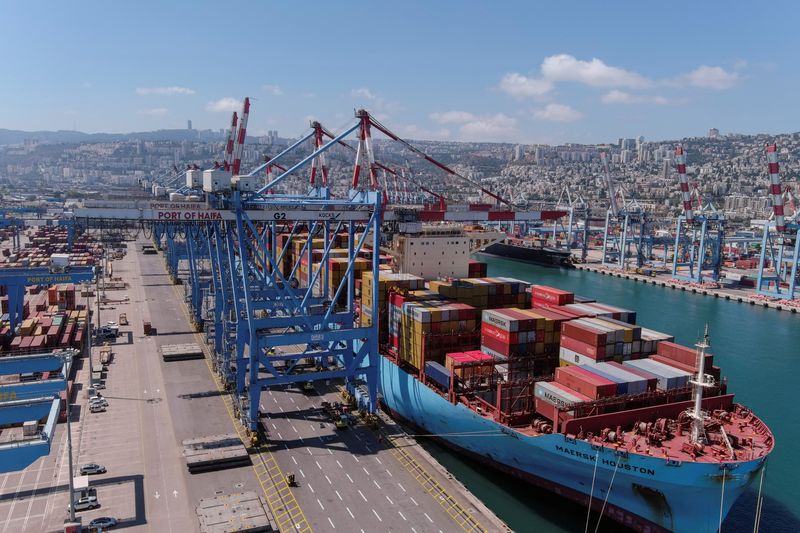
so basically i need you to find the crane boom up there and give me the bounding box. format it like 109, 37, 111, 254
766, 143, 785, 233
675, 146, 695, 224
601, 152, 620, 217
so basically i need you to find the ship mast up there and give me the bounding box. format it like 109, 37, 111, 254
690, 324, 713, 444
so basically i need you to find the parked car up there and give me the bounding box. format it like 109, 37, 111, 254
89, 517, 118, 529
69, 495, 99, 511
89, 398, 108, 408
80, 463, 106, 475
89, 404, 106, 413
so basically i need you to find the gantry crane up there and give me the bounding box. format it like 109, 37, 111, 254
756, 143, 799, 299
600, 153, 649, 270
671, 146, 725, 282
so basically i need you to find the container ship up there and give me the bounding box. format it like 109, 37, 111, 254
363, 226, 773, 533
478, 237, 572, 266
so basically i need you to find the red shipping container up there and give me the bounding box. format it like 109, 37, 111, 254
656, 341, 714, 368
20, 336, 33, 349
561, 321, 607, 346
481, 322, 518, 345
531, 285, 574, 306
559, 334, 606, 359
555, 366, 617, 399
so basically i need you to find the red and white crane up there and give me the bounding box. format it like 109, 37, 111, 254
766, 143, 785, 233
231, 97, 250, 176
674, 146, 695, 224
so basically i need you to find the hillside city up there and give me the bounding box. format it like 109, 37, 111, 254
1, 125, 798, 227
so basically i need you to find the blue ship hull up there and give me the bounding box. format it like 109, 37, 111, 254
379, 357, 766, 533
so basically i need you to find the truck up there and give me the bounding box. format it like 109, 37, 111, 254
118, 313, 128, 326
99, 346, 112, 365
49, 253, 71, 273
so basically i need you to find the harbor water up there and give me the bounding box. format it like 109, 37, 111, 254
420, 256, 798, 533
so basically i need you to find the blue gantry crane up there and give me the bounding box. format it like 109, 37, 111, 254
756, 143, 799, 299
0, 259, 93, 472
671, 146, 726, 283
600, 153, 649, 270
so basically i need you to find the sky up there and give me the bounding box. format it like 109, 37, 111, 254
1, 1, 798, 145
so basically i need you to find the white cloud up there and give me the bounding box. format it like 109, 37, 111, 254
601, 90, 671, 105
137, 108, 168, 116
533, 103, 583, 122
263, 84, 283, 96
459, 113, 519, 141
498, 73, 553, 98
681, 65, 739, 90
351, 87, 377, 100
206, 97, 240, 112
400, 125, 451, 140
80, 82, 92, 89
429, 111, 476, 124
301, 91, 316, 98
136, 86, 195, 96
541, 54, 651, 88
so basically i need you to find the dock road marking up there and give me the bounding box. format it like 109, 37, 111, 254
372, 509, 382, 522
358, 489, 368, 502
346, 506, 355, 519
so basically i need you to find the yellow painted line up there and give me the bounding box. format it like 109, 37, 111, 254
168, 281, 314, 532
382, 431, 487, 533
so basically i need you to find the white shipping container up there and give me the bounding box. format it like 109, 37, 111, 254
534, 381, 585, 409
559, 346, 598, 366
624, 359, 690, 390
22, 420, 37, 437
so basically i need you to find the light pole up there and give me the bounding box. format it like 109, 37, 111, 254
65, 351, 76, 523
84, 281, 93, 380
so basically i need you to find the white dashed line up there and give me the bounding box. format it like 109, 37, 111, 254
346, 473, 354, 483
410, 496, 419, 506
292, 425, 298, 433
375, 457, 382, 464
346, 506, 355, 519
307, 483, 314, 493
385, 469, 393, 477
358, 489, 368, 502
353, 455, 360, 462
277, 432, 283, 440
299, 469, 306, 478
307, 447, 313, 456
336, 460, 343, 468
398, 510, 407, 521
316, 460, 322, 470
279, 406, 284, 412
335, 490, 343, 501
397, 482, 406, 492
271, 423, 276, 429
385, 494, 394, 505
373, 479, 381, 489
372, 509, 382, 522
424, 512, 433, 523
291, 456, 297, 464
362, 466, 370, 476
328, 517, 335, 529
317, 498, 325, 510
289, 397, 295, 404
325, 475, 332, 485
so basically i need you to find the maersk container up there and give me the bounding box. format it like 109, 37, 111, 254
624, 358, 691, 390
534, 381, 587, 409
594, 362, 648, 395
424, 361, 451, 391
579, 364, 628, 394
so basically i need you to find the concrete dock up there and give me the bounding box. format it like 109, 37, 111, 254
573, 262, 799, 314
0, 240, 510, 532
